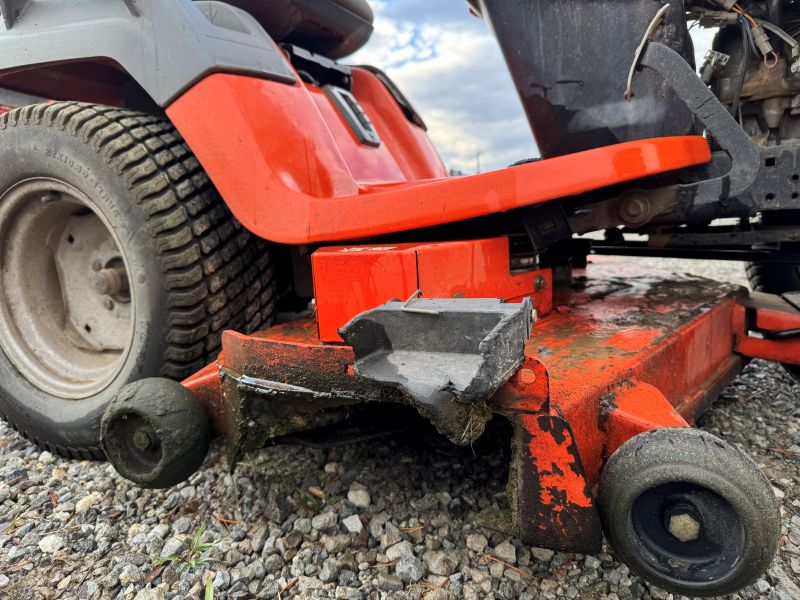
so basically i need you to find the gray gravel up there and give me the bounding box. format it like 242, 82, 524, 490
1, 258, 799, 600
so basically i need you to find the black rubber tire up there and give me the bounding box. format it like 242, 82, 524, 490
597, 428, 780, 597
0, 102, 276, 459
102, 378, 211, 488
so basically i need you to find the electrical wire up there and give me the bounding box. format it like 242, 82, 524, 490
765, 51, 779, 68
755, 19, 799, 69
740, 15, 759, 56
732, 4, 758, 29
758, 19, 800, 51
731, 14, 750, 120
624, 3, 672, 101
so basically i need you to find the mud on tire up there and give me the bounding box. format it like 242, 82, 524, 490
0, 102, 277, 458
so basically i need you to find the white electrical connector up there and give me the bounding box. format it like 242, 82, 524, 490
691, 9, 739, 28
750, 22, 776, 57
755, 19, 800, 69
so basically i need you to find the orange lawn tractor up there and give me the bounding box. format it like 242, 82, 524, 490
0, 0, 799, 595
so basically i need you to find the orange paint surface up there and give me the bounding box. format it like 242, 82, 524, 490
167, 73, 711, 244
525, 416, 594, 510
312, 238, 552, 342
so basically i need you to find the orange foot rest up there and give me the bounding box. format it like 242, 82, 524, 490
166, 73, 711, 244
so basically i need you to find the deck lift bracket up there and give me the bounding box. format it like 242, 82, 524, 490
735, 291, 800, 364
521, 40, 762, 254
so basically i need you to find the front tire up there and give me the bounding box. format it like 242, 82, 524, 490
102, 379, 211, 489
0, 103, 276, 458
597, 428, 780, 597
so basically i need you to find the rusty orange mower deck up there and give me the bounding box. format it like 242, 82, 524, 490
179, 245, 800, 557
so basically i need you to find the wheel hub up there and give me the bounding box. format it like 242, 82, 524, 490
0, 178, 135, 399
94, 266, 129, 298
630, 481, 746, 586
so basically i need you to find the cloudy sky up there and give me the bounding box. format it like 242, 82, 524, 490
351, 1, 716, 173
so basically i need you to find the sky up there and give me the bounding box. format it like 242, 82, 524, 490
351, 1, 716, 174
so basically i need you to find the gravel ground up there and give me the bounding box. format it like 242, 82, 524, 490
1, 258, 799, 600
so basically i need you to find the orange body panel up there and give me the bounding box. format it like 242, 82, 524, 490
166, 72, 711, 244
349, 69, 446, 182
305, 77, 447, 184
311, 237, 553, 342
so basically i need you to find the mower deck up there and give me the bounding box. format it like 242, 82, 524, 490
527, 259, 743, 483
180, 256, 796, 554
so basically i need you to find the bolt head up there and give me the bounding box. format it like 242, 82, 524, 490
103, 298, 114, 311
619, 194, 652, 226
534, 276, 548, 291
668, 513, 701, 542
623, 198, 646, 218
132, 429, 153, 451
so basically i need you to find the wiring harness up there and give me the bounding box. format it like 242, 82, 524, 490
691, 0, 800, 71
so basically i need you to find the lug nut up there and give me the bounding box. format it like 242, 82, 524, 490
668, 512, 701, 542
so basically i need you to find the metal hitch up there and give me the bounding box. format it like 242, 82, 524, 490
340, 297, 534, 444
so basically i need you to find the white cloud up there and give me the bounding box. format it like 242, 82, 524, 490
352, 2, 535, 173
352, 3, 719, 173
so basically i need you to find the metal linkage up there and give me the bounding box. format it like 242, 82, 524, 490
735, 292, 800, 363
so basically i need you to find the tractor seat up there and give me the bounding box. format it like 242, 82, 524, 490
218, 0, 374, 59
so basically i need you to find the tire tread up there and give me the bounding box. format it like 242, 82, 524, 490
0, 102, 277, 458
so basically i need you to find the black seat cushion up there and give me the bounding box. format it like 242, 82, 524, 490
221, 0, 374, 59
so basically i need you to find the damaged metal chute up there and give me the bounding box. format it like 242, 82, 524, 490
340, 297, 535, 444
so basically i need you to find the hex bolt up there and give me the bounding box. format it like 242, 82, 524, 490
668, 512, 702, 542
92, 261, 103, 272
535, 276, 548, 291
132, 429, 153, 452
103, 298, 115, 311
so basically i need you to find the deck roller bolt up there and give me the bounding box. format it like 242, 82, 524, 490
132, 428, 154, 451
668, 512, 701, 542
535, 276, 548, 291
